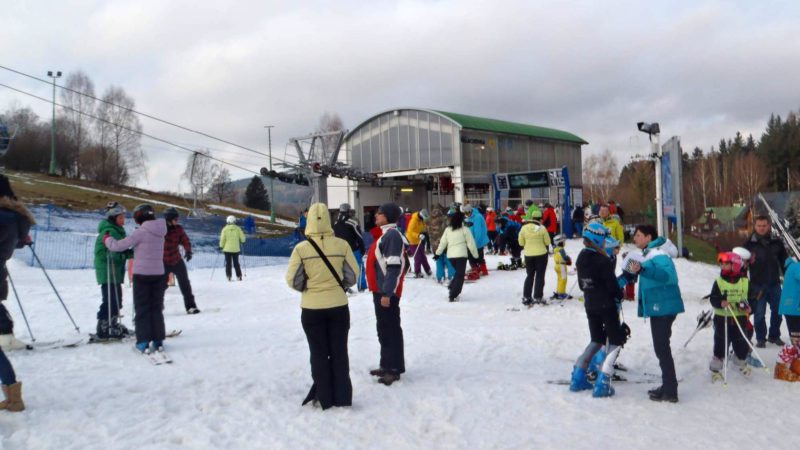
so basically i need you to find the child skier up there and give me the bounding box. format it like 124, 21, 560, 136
775, 256, 800, 381
570, 223, 625, 397
551, 234, 572, 299
93, 201, 133, 339
708, 252, 753, 381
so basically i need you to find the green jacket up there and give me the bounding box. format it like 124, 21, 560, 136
94, 219, 131, 284
220, 224, 246, 253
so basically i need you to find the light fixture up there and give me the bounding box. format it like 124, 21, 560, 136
400, 188, 413, 192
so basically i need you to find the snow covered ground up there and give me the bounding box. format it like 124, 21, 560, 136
0, 238, 796, 449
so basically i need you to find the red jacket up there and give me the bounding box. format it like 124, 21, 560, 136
163, 224, 192, 266
485, 211, 497, 231
542, 207, 558, 233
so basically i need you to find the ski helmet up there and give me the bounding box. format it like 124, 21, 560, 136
105, 201, 126, 220
582, 222, 609, 248
163, 207, 179, 222
419, 208, 429, 221
717, 252, 743, 277
553, 234, 567, 246
461, 204, 473, 215
133, 204, 155, 225
731, 247, 751, 264
339, 203, 351, 213
226, 215, 236, 224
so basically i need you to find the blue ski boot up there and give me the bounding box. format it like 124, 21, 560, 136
569, 366, 593, 392
592, 372, 615, 398
589, 348, 607, 375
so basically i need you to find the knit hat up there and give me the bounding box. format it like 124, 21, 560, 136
419, 208, 429, 220
0, 174, 16, 199
378, 203, 402, 223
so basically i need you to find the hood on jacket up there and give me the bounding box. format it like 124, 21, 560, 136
139, 218, 167, 237
305, 203, 333, 237
646, 236, 678, 258
0, 196, 36, 226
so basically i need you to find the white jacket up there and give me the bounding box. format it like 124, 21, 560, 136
436, 226, 479, 259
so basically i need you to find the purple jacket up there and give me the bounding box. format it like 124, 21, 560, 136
105, 219, 167, 276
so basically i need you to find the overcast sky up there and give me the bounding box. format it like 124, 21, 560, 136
3, 0, 800, 192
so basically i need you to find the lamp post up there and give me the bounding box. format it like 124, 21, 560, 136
265, 125, 275, 223
47, 70, 62, 176
636, 122, 664, 237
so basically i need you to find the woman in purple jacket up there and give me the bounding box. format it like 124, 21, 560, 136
104, 204, 168, 354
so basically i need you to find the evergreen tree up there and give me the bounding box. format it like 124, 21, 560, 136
244, 175, 271, 211
786, 195, 800, 239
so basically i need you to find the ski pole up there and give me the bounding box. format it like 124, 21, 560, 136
725, 305, 769, 372
28, 245, 80, 333
241, 249, 246, 277
723, 314, 729, 387
683, 310, 712, 348
210, 250, 220, 280
106, 252, 113, 330
6, 271, 34, 342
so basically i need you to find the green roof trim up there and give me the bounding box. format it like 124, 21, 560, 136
434, 110, 588, 145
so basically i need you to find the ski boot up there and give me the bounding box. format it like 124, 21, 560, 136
533, 298, 547, 306
521, 297, 533, 308
709, 357, 724, 382
496, 262, 509, 271
733, 357, 751, 377
109, 317, 130, 338
587, 348, 607, 381
466, 271, 481, 282
479, 262, 489, 276
592, 372, 615, 398
746, 353, 764, 368
569, 366, 593, 392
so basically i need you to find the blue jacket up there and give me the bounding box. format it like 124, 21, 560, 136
779, 258, 800, 316
466, 209, 489, 248
637, 237, 685, 318
499, 220, 521, 241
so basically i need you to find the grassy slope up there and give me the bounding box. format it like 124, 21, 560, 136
5, 170, 294, 235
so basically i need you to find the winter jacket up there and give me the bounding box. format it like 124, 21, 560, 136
554, 246, 572, 266
602, 217, 624, 243
285, 203, 359, 310
436, 226, 478, 260
333, 215, 365, 254
219, 224, 246, 253
636, 237, 684, 317
499, 220, 521, 242
366, 224, 408, 298
0, 197, 34, 262
94, 218, 131, 284
426, 206, 448, 251
577, 247, 622, 312
709, 276, 751, 317
465, 209, 489, 248
542, 207, 558, 233
526, 204, 541, 221
519, 222, 551, 257
105, 219, 167, 276
743, 232, 787, 285
405, 212, 426, 246
572, 207, 584, 224
485, 211, 497, 232
508, 213, 523, 224
163, 224, 192, 266
780, 258, 800, 316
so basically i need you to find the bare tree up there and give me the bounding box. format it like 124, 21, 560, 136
732, 152, 767, 215
583, 148, 619, 203
182, 150, 220, 205
59, 70, 96, 179
95, 86, 145, 184
317, 112, 345, 157
208, 167, 235, 203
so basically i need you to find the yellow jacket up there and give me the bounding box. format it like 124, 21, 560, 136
285, 203, 359, 309
405, 212, 426, 245
219, 224, 246, 253
519, 222, 551, 257
603, 217, 624, 243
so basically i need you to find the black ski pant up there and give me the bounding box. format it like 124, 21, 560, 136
301, 305, 352, 410
713, 315, 750, 360
650, 314, 678, 397
0, 302, 12, 335
487, 230, 498, 251
587, 306, 626, 346
372, 293, 405, 375
224, 252, 242, 279
97, 283, 123, 320
163, 260, 197, 311
448, 257, 468, 300
523, 254, 548, 299
133, 274, 166, 345
0, 347, 15, 385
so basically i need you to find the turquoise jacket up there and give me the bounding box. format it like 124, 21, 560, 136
637, 237, 685, 318
779, 258, 800, 316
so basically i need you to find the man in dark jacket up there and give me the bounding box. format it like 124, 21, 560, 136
365, 202, 408, 386
744, 215, 788, 347
162, 208, 200, 314
333, 203, 365, 292
572, 205, 585, 238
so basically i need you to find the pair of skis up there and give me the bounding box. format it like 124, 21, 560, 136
136, 346, 173, 365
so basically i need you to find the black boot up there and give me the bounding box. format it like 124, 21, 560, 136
96, 320, 110, 338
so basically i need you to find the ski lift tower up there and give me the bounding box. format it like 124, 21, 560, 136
288, 130, 346, 205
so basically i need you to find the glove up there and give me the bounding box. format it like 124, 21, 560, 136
184, 252, 193, 261
103, 232, 111, 244
432, 254, 440, 261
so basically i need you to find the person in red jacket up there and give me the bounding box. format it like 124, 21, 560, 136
542, 203, 558, 244
485, 207, 498, 254
161, 208, 200, 314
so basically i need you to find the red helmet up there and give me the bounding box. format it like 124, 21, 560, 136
717, 252, 743, 277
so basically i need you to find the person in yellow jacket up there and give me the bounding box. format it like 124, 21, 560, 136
519, 210, 551, 306
285, 202, 359, 410
219, 215, 246, 281
552, 234, 573, 300
600, 205, 624, 243
405, 209, 431, 277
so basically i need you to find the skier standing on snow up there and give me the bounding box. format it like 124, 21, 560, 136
0, 174, 32, 412
333, 203, 365, 291
405, 208, 432, 278
743, 215, 787, 348
462, 204, 489, 279
428, 205, 455, 284
551, 234, 572, 300
161, 208, 200, 314
569, 223, 625, 398
286, 202, 359, 410
485, 207, 497, 254
219, 215, 246, 281
627, 224, 684, 403
495, 216, 522, 269
435, 210, 478, 302
518, 209, 551, 306
104, 204, 168, 355
93, 201, 133, 339
776, 256, 800, 381
365, 203, 408, 386
708, 252, 753, 379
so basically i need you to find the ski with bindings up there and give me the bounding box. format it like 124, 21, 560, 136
133, 346, 163, 365
26, 337, 85, 350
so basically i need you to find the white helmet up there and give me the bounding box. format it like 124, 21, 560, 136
226, 215, 236, 224
731, 247, 751, 263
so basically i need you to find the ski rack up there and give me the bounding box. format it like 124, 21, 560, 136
757, 193, 800, 259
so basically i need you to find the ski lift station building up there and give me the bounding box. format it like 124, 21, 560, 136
327, 108, 587, 218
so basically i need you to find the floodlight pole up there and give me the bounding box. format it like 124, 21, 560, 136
265, 125, 275, 223
47, 70, 62, 176
652, 132, 665, 237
